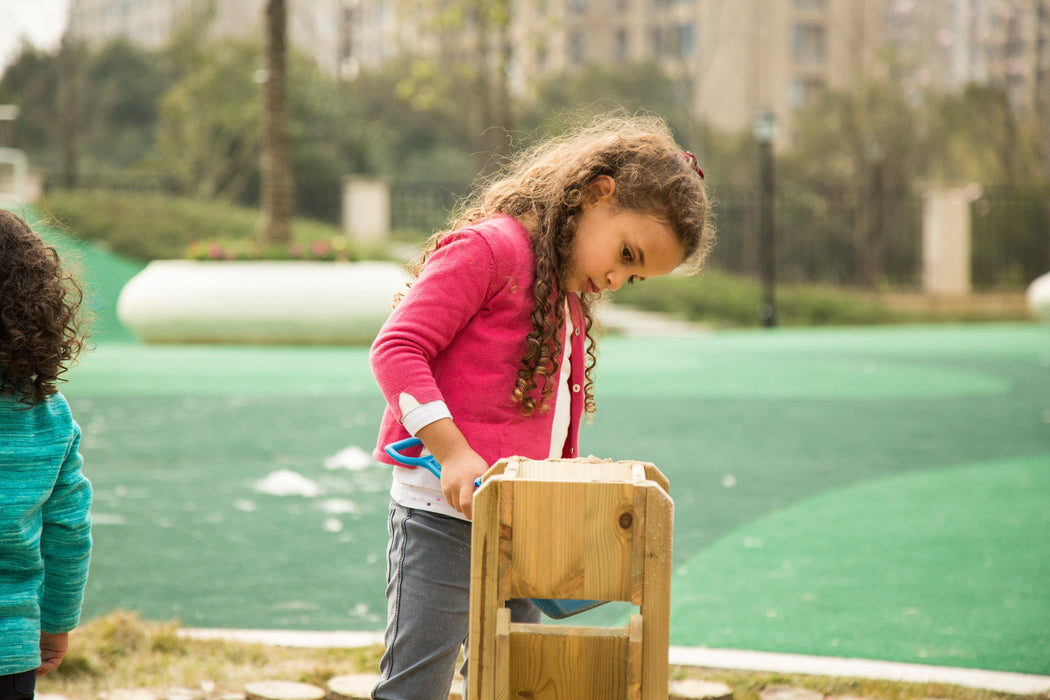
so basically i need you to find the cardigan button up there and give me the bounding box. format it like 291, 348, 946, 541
574, 327, 581, 336
572, 383, 581, 393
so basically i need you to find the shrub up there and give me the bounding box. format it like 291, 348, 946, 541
614, 270, 898, 327
37, 189, 383, 262
185, 235, 361, 262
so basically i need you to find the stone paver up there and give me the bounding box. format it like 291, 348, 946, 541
98, 690, 161, 700
244, 681, 324, 700
326, 675, 377, 700
669, 678, 735, 700
758, 685, 823, 700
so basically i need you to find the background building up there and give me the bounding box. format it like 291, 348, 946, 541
888, 0, 1050, 113
68, 0, 354, 76
505, 0, 891, 140
67, 0, 1049, 142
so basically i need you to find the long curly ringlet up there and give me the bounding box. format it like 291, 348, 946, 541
0, 209, 87, 406
404, 112, 714, 416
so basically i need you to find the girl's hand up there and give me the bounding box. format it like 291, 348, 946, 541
38, 631, 69, 675
415, 418, 488, 520
438, 448, 489, 520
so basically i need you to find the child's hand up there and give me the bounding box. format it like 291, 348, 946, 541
38, 631, 69, 675
439, 448, 489, 520
415, 418, 488, 520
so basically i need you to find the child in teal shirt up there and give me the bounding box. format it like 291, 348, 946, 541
0, 210, 92, 699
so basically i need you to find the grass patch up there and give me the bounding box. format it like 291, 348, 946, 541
39, 612, 380, 698
38, 613, 1044, 700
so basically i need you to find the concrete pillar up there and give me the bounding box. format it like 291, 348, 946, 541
0, 147, 29, 207
342, 175, 390, 242
922, 185, 974, 296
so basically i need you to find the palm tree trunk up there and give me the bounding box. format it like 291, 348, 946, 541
260, 0, 293, 244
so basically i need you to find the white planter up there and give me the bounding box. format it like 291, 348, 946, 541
117, 260, 410, 344
1027, 271, 1050, 323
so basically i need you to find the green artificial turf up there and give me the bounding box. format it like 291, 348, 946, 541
60, 325, 1050, 675
17, 209, 1049, 675
668, 454, 1050, 674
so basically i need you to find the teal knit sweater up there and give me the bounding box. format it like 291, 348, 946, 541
0, 389, 92, 675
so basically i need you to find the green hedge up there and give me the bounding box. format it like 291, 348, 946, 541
36, 189, 384, 262
613, 271, 892, 327
611, 269, 1031, 327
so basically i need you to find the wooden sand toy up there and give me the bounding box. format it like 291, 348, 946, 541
467, 456, 674, 700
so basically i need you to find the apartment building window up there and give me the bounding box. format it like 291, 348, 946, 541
570, 29, 587, 64
788, 77, 826, 108
792, 23, 826, 65
650, 25, 664, 57
793, 0, 825, 9
675, 23, 696, 58
615, 28, 629, 64
569, 0, 586, 13
536, 43, 548, 71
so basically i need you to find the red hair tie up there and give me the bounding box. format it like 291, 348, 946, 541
681, 151, 704, 180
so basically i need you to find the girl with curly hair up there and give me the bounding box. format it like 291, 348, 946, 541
367, 113, 712, 699
0, 210, 92, 698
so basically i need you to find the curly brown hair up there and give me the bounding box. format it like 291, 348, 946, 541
407, 113, 714, 416
0, 209, 87, 405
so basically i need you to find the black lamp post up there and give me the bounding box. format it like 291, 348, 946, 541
753, 108, 778, 328
867, 135, 885, 290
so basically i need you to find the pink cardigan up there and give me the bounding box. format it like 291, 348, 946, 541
370, 214, 586, 469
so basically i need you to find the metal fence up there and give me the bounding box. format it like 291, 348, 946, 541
695, 184, 1047, 290
53, 169, 1045, 290
971, 185, 1050, 288
683, 185, 926, 288
384, 180, 1049, 290
389, 180, 470, 235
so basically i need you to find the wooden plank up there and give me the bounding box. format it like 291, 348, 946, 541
641, 485, 674, 700
508, 624, 629, 699
497, 478, 515, 602
630, 478, 649, 605
505, 480, 638, 601
494, 607, 511, 700
641, 462, 670, 494
513, 458, 637, 482
468, 477, 504, 700
627, 614, 644, 700
469, 458, 675, 700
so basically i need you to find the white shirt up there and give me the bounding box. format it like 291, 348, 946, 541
390, 305, 574, 519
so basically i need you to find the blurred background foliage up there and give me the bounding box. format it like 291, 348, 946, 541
0, 12, 1046, 326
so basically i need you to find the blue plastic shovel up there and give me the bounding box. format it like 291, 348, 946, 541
384, 437, 605, 619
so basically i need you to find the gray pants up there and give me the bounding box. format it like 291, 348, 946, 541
372, 502, 539, 700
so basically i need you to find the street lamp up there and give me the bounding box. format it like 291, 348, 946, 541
867, 135, 885, 289
753, 108, 778, 328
